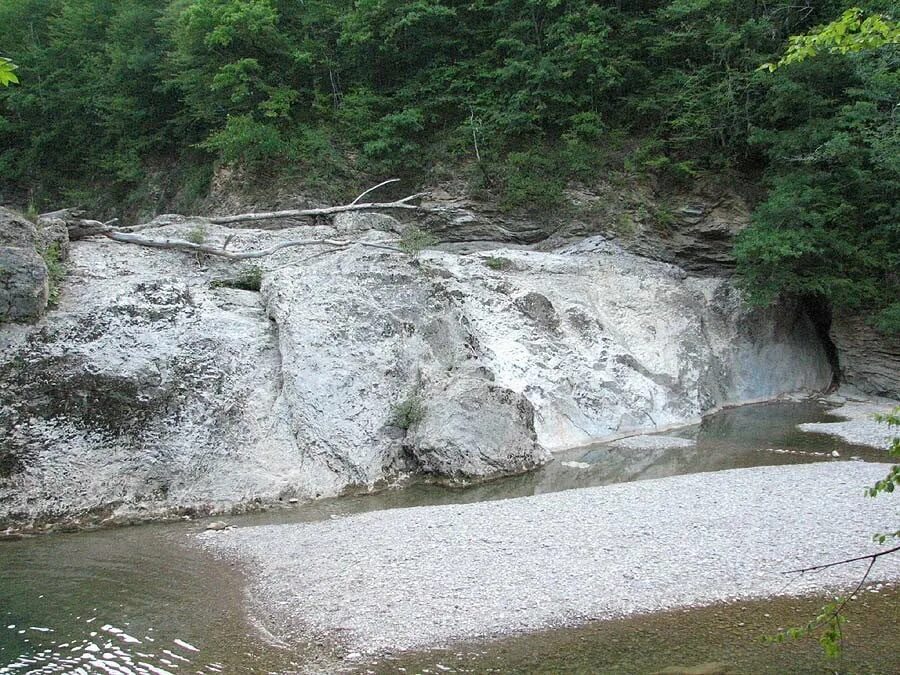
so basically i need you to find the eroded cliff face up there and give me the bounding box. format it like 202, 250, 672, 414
0, 214, 832, 528
830, 311, 900, 399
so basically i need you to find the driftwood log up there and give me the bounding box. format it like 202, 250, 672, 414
40, 180, 426, 259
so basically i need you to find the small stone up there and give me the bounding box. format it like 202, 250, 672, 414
206, 521, 229, 531
831, 450, 840, 458
288, 498, 299, 504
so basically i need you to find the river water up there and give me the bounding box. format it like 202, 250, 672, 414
1, 401, 897, 674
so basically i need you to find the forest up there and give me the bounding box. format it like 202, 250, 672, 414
0, 0, 897, 331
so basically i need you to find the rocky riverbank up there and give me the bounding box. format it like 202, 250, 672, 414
199, 461, 900, 655
0, 209, 834, 529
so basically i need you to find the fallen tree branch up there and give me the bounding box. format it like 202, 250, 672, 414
206, 190, 427, 226
102, 230, 402, 258
205, 195, 425, 225
42, 180, 430, 260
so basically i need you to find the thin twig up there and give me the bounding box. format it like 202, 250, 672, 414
782, 544, 900, 575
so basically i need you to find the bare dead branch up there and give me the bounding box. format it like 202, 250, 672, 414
39, 207, 84, 220
350, 178, 400, 205
205, 195, 426, 226
102, 230, 403, 259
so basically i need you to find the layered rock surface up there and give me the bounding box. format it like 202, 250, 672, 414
830, 311, 900, 399
0, 216, 832, 526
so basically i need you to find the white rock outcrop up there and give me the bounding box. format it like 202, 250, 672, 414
0, 216, 832, 526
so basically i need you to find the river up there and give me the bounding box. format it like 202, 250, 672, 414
1, 401, 897, 674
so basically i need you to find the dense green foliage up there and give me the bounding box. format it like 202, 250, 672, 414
0, 1, 897, 329
869, 407, 900, 502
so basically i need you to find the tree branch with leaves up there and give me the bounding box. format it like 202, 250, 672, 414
761, 7, 900, 71
0, 56, 19, 87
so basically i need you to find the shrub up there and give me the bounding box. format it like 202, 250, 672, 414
483, 256, 512, 271
399, 226, 438, 256
185, 225, 208, 245
211, 265, 263, 292
389, 394, 425, 430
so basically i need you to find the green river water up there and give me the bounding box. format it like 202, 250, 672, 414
1, 401, 897, 674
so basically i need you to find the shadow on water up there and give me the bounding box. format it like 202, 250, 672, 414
0, 400, 895, 673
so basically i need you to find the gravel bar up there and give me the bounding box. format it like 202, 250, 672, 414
199, 462, 900, 653
799, 401, 898, 450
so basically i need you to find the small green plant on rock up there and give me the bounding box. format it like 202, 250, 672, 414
40, 242, 65, 307
211, 265, 263, 292
185, 225, 208, 245
389, 394, 425, 430
24, 202, 39, 223
483, 256, 512, 271
399, 226, 438, 256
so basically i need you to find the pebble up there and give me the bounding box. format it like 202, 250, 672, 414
205, 521, 229, 531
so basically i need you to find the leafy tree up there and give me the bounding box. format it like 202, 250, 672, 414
736, 4, 899, 333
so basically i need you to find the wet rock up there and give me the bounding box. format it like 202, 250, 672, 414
0, 528, 23, 541
0, 207, 49, 322
206, 521, 229, 531
612, 435, 696, 451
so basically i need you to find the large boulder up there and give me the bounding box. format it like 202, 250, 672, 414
0, 207, 49, 322
407, 379, 544, 481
